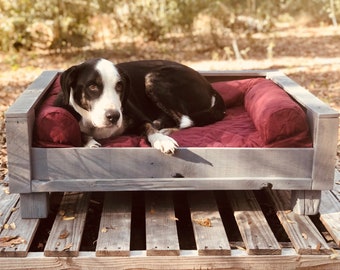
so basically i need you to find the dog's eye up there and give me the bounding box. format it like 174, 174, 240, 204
88, 84, 99, 92
115, 81, 123, 93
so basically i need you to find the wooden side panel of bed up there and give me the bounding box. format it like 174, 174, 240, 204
5, 69, 339, 218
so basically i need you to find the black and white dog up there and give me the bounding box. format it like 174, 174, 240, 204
55, 58, 225, 154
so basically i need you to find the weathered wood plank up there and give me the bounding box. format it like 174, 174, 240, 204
266, 189, 331, 255
31, 177, 312, 192
0, 204, 40, 257
6, 71, 59, 195
145, 192, 180, 256
31, 148, 314, 183
0, 189, 19, 230
5, 249, 340, 270
291, 190, 321, 215
311, 117, 339, 190
319, 190, 340, 246
188, 191, 231, 256
227, 190, 281, 255
96, 192, 132, 257
44, 192, 90, 257
5, 71, 59, 118
19, 193, 49, 219
1, 250, 340, 270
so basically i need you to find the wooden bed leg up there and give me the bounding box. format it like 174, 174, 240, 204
291, 190, 321, 215
20, 193, 50, 219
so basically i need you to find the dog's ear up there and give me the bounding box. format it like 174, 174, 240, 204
55, 65, 78, 106
117, 67, 130, 106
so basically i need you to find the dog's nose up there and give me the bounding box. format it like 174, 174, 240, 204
105, 109, 120, 124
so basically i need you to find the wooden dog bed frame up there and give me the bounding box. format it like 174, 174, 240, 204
5, 70, 339, 218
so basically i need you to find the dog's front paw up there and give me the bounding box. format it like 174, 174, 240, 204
84, 138, 102, 148
148, 133, 179, 154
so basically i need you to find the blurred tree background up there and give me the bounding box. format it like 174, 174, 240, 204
0, 0, 339, 52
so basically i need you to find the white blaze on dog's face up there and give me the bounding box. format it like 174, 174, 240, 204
90, 59, 123, 128
68, 59, 124, 135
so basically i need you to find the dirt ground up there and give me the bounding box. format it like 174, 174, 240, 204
0, 25, 339, 182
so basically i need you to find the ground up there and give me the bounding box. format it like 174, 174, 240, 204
0, 25, 339, 181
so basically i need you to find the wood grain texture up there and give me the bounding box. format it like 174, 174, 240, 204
145, 192, 180, 256
20, 193, 49, 219
0, 190, 19, 230
5, 71, 59, 118
319, 190, 340, 246
96, 192, 132, 257
0, 203, 39, 257
311, 117, 339, 190
1, 251, 340, 270
228, 190, 281, 255
267, 189, 331, 255
44, 192, 90, 257
188, 191, 231, 256
291, 190, 321, 215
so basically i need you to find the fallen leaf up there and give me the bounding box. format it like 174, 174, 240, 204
63, 243, 73, 251
59, 230, 70, 239
101, 227, 108, 233
301, 232, 308, 239
62, 216, 75, 221
315, 242, 321, 251
4, 222, 16, 230
0, 235, 26, 247
330, 249, 340, 259
10, 207, 19, 213
193, 218, 212, 227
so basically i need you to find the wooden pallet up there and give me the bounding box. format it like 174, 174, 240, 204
0, 173, 340, 270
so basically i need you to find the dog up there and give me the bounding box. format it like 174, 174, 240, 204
55, 58, 226, 154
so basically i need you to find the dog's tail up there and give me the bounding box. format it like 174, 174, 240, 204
190, 89, 226, 127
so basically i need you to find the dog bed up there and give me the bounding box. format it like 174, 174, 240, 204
33, 75, 312, 149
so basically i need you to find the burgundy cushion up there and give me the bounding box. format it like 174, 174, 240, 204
244, 78, 310, 145
33, 75, 312, 148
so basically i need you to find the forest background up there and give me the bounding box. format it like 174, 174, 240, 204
0, 0, 339, 180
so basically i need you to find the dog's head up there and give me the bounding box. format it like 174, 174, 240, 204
58, 58, 129, 130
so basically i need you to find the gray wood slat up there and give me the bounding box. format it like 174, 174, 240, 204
96, 192, 132, 256
227, 190, 281, 255
267, 189, 332, 255
0, 187, 20, 231
188, 191, 231, 256
319, 190, 340, 246
145, 192, 180, 256
0, 200, 39, 257
44, 192, 90, 257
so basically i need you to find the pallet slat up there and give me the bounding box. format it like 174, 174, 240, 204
0, 198, 39, 257
227, 190, 281, 255
145, 192, 180, 256
0, 188, 19, 231
188, 191, 231, 256
96, 192, 132, 256
44, 192, 90, 257
320, 190, 340, 246
267, 190, 332, 255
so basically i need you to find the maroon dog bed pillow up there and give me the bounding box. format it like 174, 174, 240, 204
33, 76, 312, 148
